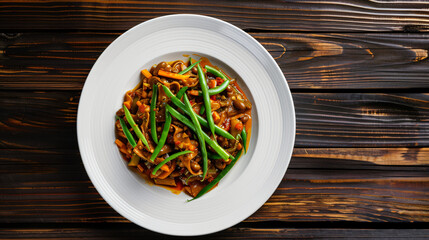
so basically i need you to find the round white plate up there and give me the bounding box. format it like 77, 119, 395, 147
77, 14, 295, 236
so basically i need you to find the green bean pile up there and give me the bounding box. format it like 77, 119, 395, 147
115, 57, 252, 200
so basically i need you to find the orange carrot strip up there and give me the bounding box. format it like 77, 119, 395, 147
160, 165, 170, 172
208, 79, 217, 89
188, 90, 199, 96
124, 92, 132, 110
158, 70, 190, 80
212, 111, 220, 124
124, 101, 131, 110
188, 145, 195, 151
119, 147, 130, 157
235, 122, 243, 131
141, 69, 152, 79
115, 139, 124, 148
153, 162, 176, 179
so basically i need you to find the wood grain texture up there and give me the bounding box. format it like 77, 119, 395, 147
2, 0, 429, 237
1, 226, 429, 239
0, 148, 428, 223
0, 91, 79, 149
0, 0, 428, 32
1, 32, 428, 90
294, 92, 429, 147
2, 91, 429, 149
258, 33, 429, 90
292, 148, 429, 166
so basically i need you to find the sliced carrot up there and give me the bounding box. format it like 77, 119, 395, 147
188, 145, 195, 151
156, 162, 176, 179
188, 90, 199, 96
139, 104, 150, 113
160, 165, 170, 172
123, 101, 131, 110
208, 79, 217, 89
124, 93, 132, 110
158, 70, 190, 80
141, 69, 152, 79
136, 100, 142, 107
119, 147, 130, 158
119, 148, 127, 154
235, 122, 243, 131
115, 139, 124, 148
212, 111, 220, 124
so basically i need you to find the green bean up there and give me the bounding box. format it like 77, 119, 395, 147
162, 85, 234, 140
197, 64, 215, 137
176, 86, 188, 99
128, 153, 140, 167
205, 65, 229, 80
198, 65, 231, 96
207, 151, 222, 160
199, 104, 205, 115
188, 149, 243, 202
205, 80, 230, 96
116, 116, 137, 148
178, 58, 201, 75
166, 105, 230, 160
150, 84, 158, 144
123, 104, 150, 150
152, 150, 192, 175
150, 109, 172, 162
183, 94, 208, 181
241, 126, 247, 154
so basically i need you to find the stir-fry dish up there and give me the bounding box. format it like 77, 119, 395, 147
115, 57, 252, 200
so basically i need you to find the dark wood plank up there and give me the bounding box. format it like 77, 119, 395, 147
292, 148, 429, 167
1, 226, 429, 239
294, 93, 429, 147
2, 91, 429, 149
0, 0, 428, 32
1, 148, 428, 223
0, 91, 79, 149
1, 32, 428, 90
257, 33, 429, 90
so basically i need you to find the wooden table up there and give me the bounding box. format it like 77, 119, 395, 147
1, 1, 429, 239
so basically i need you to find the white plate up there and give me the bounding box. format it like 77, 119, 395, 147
77, 14, 295, 236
